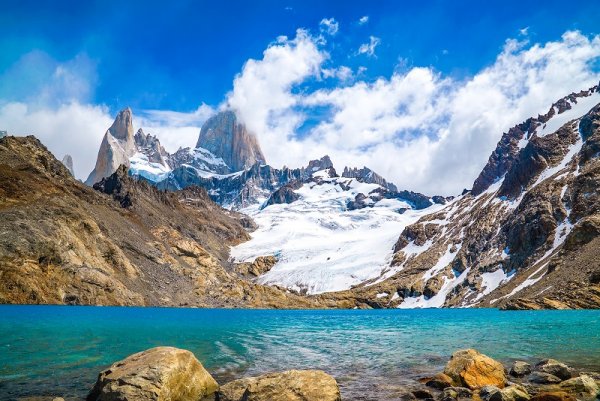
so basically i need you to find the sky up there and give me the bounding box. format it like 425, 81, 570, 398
1, 0, 600, 195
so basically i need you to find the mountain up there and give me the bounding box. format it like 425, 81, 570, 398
196, 110, 266, 171
356, 84, 600, 309
85, 108, 137, 185
232, 163, 448, 294
61, 154, 75, 176
0, 135, 335, 308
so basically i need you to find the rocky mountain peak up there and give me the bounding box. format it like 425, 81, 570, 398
472, 84, 600, 196
61, 154, 75, 176
305, 155, 334, 174
196, 110, 266, 172
109, 107, 134, 141
134, 128, 169, 167
342, 166, 398, 192
85, 108, 137, 185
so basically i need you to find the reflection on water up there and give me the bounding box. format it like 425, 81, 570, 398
1, 306, 599, 400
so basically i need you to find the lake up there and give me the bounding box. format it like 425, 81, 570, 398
1, 306, 599, 400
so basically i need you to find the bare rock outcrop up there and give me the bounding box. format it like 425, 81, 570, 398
196, 110, 266, 172
85, 108, 136, 185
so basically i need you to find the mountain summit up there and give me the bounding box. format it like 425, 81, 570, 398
85, 108, 136, 185
196, 110, 266, 171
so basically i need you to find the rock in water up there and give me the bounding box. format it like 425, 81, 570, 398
510, 361, 532, 377
61, 154, 75, 176
217, 369, 341, 401
86, 107, 136, 185
535, 359, 572, 381
196, 110, 265, 172
87, 346, 218, 401
443, 349, 507, 390
558, 375, 599, 397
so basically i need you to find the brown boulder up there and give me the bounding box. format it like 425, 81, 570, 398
87, 346, 218, 401
444, 349, 507, 390
217, 369, 341, 401
426, 373, 455, 389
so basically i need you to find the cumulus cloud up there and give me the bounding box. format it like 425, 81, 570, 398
358, 16, 369, 25
319, 18, 339, 36
357, 36, 381, 57
226, 30, 600, 195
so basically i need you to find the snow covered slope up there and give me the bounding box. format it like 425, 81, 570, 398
231, 169, 443, 294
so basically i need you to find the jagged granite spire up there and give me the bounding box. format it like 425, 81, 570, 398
196, 110, 266, 172
85, 108, 136, 185
61, 154, 75, 176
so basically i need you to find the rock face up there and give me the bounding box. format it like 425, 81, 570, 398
0, 135, 346, 308
196, 110, 266, 172
134, 128, 170, 167
217, 370, 341, 401
443, 349, 507, 390
61, 154, 74, 176
374, 84, 600, 309
86, 108, 136, 185
342, 166, 398, 192
87, 347, 218, 401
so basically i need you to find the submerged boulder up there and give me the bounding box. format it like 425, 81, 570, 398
443, 349, 507, 389
535, 360, 572, 381
217, 369, 341, 401
87, 346, 218, 401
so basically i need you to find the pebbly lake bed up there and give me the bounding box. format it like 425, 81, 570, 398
0, 306, 599, 400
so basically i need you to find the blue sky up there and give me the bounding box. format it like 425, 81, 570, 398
2, 0, 599, 111
1, 0, 600, 194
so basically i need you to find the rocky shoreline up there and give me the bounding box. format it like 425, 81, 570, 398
23, 347, 600, 401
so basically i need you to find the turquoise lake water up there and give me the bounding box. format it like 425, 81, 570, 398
0, 306, 599, 400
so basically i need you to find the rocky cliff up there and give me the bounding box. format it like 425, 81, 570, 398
357, 84, 600, 309
196, 110, 266, 172
85, 108, 137, 185
0, 135, 347, 308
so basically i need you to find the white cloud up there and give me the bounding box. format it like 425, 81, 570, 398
319, 18, 339, 36
357, 36, 381, 57
226, 30, 600, 196
0, 102, 113, 179
359, 16, 369, 25
225, 29, 325, 159
520, 27, 530, 36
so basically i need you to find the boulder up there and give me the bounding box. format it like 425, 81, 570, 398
529, 372, 563, 385
87, 346, 218, 401
535, 360, 571, 381
480, 386, 503, 401
500, 384, 531, 401
442, 386, 473, 401
510, 362, 532, 377
530, 392, 576, 401
217, 369, 341, 401
426, 373, 455, 390
558, 375, 599, 397
444, 349, 507, 389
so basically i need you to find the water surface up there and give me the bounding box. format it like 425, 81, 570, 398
1, 306, 599, 400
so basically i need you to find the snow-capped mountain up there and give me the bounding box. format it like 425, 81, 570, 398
370, 84, 600, 309
82, 84, 600, 310
231, 165, 446, 294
